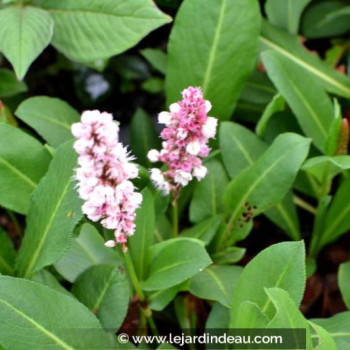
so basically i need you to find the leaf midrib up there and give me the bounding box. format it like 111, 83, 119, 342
0, 156, 36, 188
259, 36, 350, 97
23, 179, 71, 278
205, 268, 229, 303
20, 111, 72, 130
0, 298, 74, 350
92, 270, 115, 313
202, 0, 226, 93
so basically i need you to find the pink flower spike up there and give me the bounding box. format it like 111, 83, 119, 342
72, 110, 142, 248
148, 86, 218, 195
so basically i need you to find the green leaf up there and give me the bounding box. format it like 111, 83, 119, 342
262, 50, 333, 152
239, 70, 276, 106
309, 322, 338, 350
0, 69, 27, 97
224, 133, 310, 235
302, 155, 350, 184
339, 261, 350, 310
32, 269, 71, 297
72, 264, 130, 332
40, 0, 171, 63
0, 276, 115, 350
212, 246, 246, 265
140, 48, 167, 75
189, 158, 228, 223
16, 141, 83, 278
230, 241, 306, 326
181, 215, 222, 245
259, 20, 350, 99
235, 301, 268, 328
189, 265, 242, 307
148, 281, 187, 311
266, 288, 312, 349
128, 188, 155, 281
157, 344, 178, 350
0, 6, 53, 79
256, 94, 285, 138
0, 123, 51, 214
312, 312, 350, 349
166, 0, 260, 120
265, 0, 311, 34
220, 121, 266, 179
55, 223, 121, 283
220, 122, 301, 240
16, 97, 80, 148
130, 109, 160, 167
142, 239, 212, 291
325, 99, 342, 156
302, 1, 350, 39
0, 227, 15, 275
315, 176, 350, 254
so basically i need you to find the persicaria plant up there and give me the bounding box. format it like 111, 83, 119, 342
1, 0, 350, 349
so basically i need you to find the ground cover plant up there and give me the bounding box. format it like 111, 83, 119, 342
1, 0, 350, 349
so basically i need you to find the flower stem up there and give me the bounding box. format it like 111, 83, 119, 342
293, 195, 316, 215
123, 250, 159, 335
172, 200, 179, 237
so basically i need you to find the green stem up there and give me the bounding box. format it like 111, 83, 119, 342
123, 250, 159, 335
6, 209, 22, 237
293, 196, 316, 215
172, 199, 179, 237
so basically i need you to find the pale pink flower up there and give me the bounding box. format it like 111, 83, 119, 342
148, 86, 217, 195
72, 110, 142, 248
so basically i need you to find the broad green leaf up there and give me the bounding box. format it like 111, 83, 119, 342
55, 223, 121, 283
181, 215, 222, 245
72, 264, 130, 332
0, 276, 115, 350
220, 122, 301, 240
16, 97, 80, 148
212, 246, 246, 265
189, 158, 228, 223
140, 49, 167, 75
0, 6, 53, 79
142, 77, 164, 93
315, 176, 350, 254
0, 69, 27, 97
302, 1, 350, 39
265, 0, 311, 34
220, 122, 266, 179
166, 0, 260, 120
235, 301, 268, 328
16, 141, 83, 278
148, 282, 187, 311
224, 133, 310, 236
239, 70, 276, 106
302, 156, 350, 183
262, 50, 333, 152
312, 312, 350, 349
0, 228, 15, 275
206, 302, 230, 329
339, 261, 350, 310
266, 288, 312, 350
256, 94, 285, 138
309, 322, 337, 350
0, 123, 51, 214
40, 0, 171, 63
189, 265, 242, 308
142, 239, 212, 291
259, 20, 350, 99
230, 241, 306, 326
128, 188, 155, 281
264, 191, 301, 241
32, 269, 71, 297
130, 109, 160, 167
